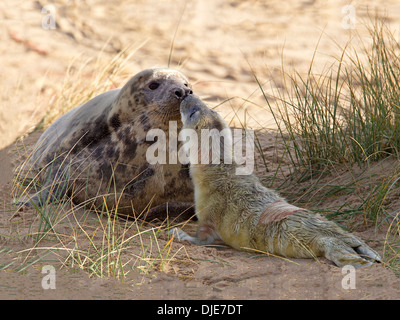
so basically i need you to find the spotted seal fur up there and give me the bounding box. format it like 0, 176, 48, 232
24, 68, 195, 220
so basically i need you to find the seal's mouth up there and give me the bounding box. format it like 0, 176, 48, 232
189, 111, 197, 118
180, 94, 207, 126
189, 106, 201, 119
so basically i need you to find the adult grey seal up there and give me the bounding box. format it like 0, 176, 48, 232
23, 68, 195, 220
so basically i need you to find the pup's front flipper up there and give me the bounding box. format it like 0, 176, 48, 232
169, 225, 220, 246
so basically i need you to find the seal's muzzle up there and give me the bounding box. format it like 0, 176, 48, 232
180, 95, 209, 127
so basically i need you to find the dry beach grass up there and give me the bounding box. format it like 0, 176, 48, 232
1, 0, 400, 299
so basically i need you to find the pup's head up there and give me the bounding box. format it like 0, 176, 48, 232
180, 95, 229, 131
180, 95, 255, 175
180, 95, 232, 165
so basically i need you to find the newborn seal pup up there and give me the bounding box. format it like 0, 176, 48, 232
170, 95, 381, 268
22, 68, 195, 220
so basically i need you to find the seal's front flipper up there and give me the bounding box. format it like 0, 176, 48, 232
14, 166, 70, 209
14, 184, 68, 209
14, 195, 41, 208
169, 224, 220, 246
169, 228, 202, 244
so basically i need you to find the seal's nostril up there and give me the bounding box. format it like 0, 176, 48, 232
175, 87, 192, 100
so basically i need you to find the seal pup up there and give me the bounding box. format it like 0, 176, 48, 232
21, 68, 195, 220
170, 95, 381, 268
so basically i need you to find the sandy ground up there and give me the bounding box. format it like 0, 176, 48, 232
1, 0, 400, 300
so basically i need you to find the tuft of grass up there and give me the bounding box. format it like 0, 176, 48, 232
12, 176, 186, 279
384, 210, 400, 276
345, 20, 400, 163
254, 18, 400, 226
11, 147, 185, 279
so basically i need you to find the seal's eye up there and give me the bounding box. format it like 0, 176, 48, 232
148, 82, 160, 90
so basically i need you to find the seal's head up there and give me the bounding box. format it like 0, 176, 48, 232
112, 68, 193, 124
180, 94, 232, 165
180, 94, 229, 131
